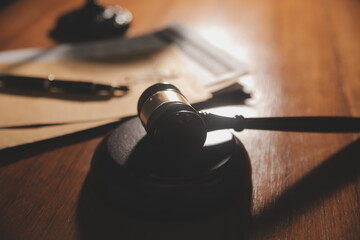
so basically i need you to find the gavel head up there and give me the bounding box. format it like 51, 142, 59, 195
137, 83, 207, 153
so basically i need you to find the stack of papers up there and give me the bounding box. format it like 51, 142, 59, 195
0, 24, 248, 149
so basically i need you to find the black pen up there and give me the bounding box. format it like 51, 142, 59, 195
0, 74, 129, 96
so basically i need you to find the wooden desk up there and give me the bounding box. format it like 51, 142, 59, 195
0, 0, 359, 239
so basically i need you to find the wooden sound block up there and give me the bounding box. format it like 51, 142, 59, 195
89, 117, 252, 217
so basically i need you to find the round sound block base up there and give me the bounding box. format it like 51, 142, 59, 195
89, 118, 251, 217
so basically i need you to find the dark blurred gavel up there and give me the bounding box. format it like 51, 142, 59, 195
50, 0, 132, 42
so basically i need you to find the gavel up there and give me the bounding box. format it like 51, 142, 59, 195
138, 82, 360, 152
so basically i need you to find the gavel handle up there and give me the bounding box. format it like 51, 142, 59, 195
201, 112, 360, 133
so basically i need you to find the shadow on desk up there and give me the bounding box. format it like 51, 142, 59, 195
249, 138, 360, 237
243, 138, 360, 239
79, 137, 360, 240
76, 137, 360, 239
0, 121, 122, 167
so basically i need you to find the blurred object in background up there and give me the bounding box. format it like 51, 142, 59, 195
0, 0, 17, 9
50, 0, 132, 43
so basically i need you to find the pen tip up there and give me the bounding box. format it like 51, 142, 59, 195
117, 86, 129, 91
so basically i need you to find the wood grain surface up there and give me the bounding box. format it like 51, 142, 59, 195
0, 0, 359, 239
